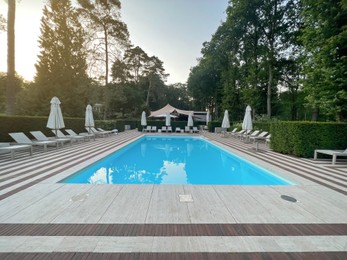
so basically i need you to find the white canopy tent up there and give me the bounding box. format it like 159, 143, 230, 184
149, 104, 193, 117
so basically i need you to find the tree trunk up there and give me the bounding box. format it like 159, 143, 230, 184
6, 0, 16, 115
103, 27, 108, 120
146, 75, 152, 106
311, 107, 319, 121
267, 61, 272, 118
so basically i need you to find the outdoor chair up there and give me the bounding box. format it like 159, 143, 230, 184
161, 126, 167, 132
242, 130, 260, 142
192, 127, 199, 133
228, 128, 238, 136
265, 134, 271, 146
167, 126, 172, 132
66, 129, 95, 141
250, 131, 268, 142
9, 132, 58, 152
96, 128, 113, 135
238, 129, 252, 139
250, 131, 269, 151
30, 131, 72, 146
53, 129, 86, 142
184, 126, 191, 133
144, 126, 151, 132
232, 129, 246, 138
0, 142, 33, 160
175, 127, 181, 133
86, 127, 109, 137
151, 126, 157, 132
314, 148, 347, 165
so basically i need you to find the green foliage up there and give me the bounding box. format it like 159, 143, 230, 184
187, 0, 346, 122
0, 115, 86, 142
253, 122, 271, 132
0, 73, 25, 114
77, 0, 129, 85
300, 0, 347, 120
270, 121, 347, 158
20, 0, 92, 117
187, 0, 302, 120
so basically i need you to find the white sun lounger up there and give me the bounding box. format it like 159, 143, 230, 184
251, 132, 269, 151
30, 131, 72, 146
53, 129, 86, 142
143, 126, 151, 132
314, 149, 347, 165
9, 132, 58, 152
0, 143, 33, 160
96, 128, 113, 135
66, 129, 95, 141
86, 127, 109, 137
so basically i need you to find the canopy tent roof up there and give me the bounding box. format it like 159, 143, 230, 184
149, 104, 193, 117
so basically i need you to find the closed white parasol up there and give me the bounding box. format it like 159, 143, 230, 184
47, 96, 65, 136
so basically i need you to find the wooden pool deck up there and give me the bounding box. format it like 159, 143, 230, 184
0, 130, 346, 259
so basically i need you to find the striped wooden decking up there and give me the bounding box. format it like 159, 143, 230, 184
0, 130, 346, 259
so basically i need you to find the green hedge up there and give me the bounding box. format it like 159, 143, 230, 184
253, 122, 271, 132
0, 115, 124, 142
270, 121, 347, 158
0, 115, 89, 142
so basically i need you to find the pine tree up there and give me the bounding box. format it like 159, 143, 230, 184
34, 0, 89, 116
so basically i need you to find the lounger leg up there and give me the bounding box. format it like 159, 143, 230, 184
314, 150, 317, 160
332, 155, 336, 165
255, 141, 259, 151
29, 146, 33, 156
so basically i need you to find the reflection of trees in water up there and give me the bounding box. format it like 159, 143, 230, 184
160, 161, 187, 184
110, 164, 165, 184
88, 137, 205, 184
88, 167, 113, 184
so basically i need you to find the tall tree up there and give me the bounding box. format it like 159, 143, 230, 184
77, 0, 129, 85
122, 46, 149, 83
144, 55, 168, 107
300, 0, 347, 121
6, 0, 16, 115
34, 0, 90, 116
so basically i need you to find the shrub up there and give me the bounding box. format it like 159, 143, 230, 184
270, 121, 347, 158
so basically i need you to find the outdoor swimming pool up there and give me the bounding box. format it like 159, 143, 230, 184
60, 136, 293, 185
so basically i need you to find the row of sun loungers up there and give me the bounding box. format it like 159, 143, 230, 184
220, 128, 346, 164
220, 128, 271, 152
0, 127, 116, 160
142, 126, 199, 133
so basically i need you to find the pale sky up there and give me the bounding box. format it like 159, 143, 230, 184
0, 0, 228, 84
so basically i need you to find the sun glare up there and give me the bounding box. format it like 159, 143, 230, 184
0, 1, 43, 81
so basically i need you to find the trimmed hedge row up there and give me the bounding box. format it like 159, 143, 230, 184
0, 115, 88, 142
270, 121, 347, 158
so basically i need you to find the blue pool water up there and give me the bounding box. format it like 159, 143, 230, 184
60, 136, 293, 185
